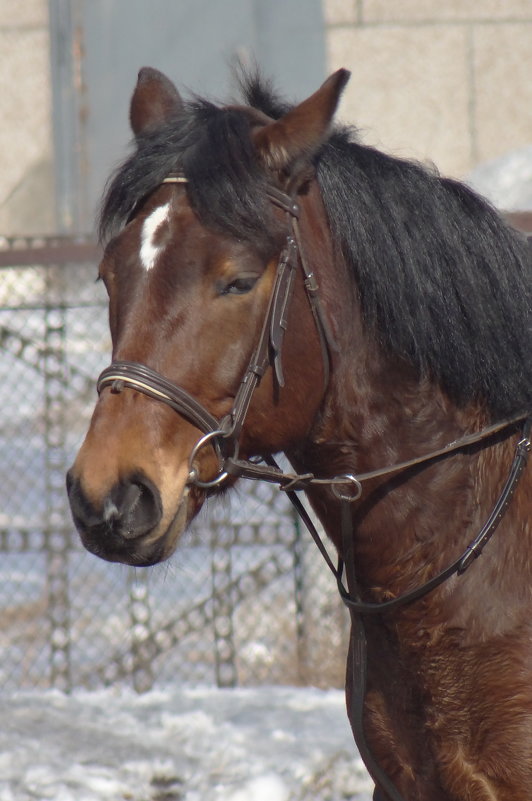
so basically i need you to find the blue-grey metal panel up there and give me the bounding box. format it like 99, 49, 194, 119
49, 0, 325, 233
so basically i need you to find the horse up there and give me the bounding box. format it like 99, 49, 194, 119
66, 66, 532, 800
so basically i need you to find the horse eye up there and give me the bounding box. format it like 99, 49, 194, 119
221, 275, 259, 296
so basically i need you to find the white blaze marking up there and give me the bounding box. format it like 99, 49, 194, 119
139, 202, 170, 271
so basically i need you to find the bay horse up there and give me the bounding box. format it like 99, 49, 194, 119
66, 66, 532, 800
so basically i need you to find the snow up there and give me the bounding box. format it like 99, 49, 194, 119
0, 686, 373, 801
467, 145, 532, 211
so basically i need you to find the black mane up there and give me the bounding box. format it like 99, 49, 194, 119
100, 75, 531, 419
316, 134, 531, 419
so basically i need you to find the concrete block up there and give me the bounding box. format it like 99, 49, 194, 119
0, 29, 52, 210
323, 0, 359, 25
473, 23, 532, 164
0, 159, 55, 235
0, 0, 48, 29
363, 0, 532, 23
327, 25, 472, 177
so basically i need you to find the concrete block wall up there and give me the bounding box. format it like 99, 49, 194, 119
0, 0, 53, 235
0, 1, 531, 234
324, 0, 532, 181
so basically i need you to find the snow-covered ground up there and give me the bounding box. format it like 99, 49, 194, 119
0, 686, 373, 801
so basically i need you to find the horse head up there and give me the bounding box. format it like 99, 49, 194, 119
66, 67, 349, 566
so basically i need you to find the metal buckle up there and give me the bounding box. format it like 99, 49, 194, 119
517, 435, 531, 456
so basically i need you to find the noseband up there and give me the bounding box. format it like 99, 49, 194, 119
96, 174, 531, 801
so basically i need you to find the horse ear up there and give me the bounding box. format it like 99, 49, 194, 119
253, 69, 350, 180
130, 67, 184, 136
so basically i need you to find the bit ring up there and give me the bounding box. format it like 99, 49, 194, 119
188, 430, 229, 489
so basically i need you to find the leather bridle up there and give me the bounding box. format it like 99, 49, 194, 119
97, 173, 531, 801
99, 174, 334, 487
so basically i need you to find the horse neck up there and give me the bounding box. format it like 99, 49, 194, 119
288, 189, 527, 608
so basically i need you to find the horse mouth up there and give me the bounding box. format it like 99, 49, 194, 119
78, 489, 195, 568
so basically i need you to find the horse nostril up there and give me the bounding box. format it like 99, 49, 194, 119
67, 473, 162, 542
110, 476, 162, 540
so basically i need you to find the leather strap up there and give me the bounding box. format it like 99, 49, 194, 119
223, 412, 529, 493
97, 361, 222, 435
264, 417, 530, 616
226, 237, 300, 442
269, 237, 298, 387
336, 416, 531, 615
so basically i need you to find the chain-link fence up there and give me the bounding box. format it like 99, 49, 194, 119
0, 236, 349, 693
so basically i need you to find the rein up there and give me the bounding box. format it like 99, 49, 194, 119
97, 174, 531, 801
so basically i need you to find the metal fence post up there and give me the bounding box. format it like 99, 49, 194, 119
128, 569, 155, 692
44, 262, 72, 691
292, 507, 308, 685
211, 524, 237, 688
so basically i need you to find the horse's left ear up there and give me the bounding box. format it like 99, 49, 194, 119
253, 69, 350, 183
130, 67, 184, 137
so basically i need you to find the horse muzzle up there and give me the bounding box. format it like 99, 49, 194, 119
66, 469, 192, 566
